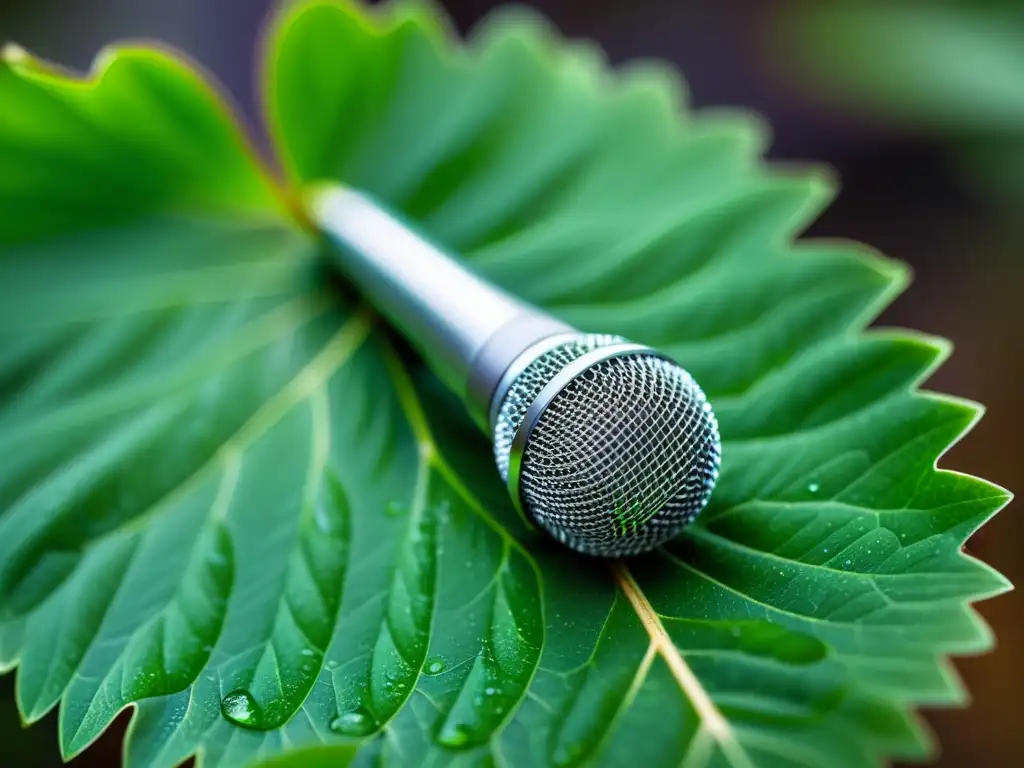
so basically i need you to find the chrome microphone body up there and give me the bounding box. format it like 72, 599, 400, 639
313, 186, 720, 557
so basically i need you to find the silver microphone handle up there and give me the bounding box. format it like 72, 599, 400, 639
312, 186, 573, 429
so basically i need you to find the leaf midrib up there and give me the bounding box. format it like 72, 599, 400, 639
611, 562, 754, 768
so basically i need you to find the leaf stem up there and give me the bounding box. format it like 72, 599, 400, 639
610, 562, 753, 768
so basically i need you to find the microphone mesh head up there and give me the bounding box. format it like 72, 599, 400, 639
493, 336, 720, 557
493, 334, 624, 482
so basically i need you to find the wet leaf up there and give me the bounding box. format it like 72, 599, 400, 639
0, 2, 1010, 767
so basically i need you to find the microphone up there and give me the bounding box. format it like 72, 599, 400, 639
313, 186, 720, 557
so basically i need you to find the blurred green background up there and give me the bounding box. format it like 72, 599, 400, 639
1, 1, 1020, 765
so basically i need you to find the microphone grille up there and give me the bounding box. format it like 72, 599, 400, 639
493, 334, 624, 483
493, 337, 720, 557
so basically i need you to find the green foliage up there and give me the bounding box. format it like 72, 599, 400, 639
252, 743, 357, 768
776, 2, 1024, 202
0, 1, 1011, 766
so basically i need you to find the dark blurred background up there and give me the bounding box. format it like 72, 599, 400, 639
1, 1, 1020, 765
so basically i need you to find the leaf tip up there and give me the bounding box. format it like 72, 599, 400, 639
617, 58, 691, 117
471, 2, 560, 44
803, 162, 842, 205
1, 42, 28, 65
830, 237, 912, 300
57, 688, 138, 762
13, 675, 48, 729
988, 567, 1015, 598
0, 42, 70, 81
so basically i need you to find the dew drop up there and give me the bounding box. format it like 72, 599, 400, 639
484, 686, 497, 696
330, 708, 377, 736
300, 648, 315, 657
316, 474, 351, 536
438, 723, 473, 749
221, 690, 264, 730
823, 548, 829, 554
326, 660, 339, 670
808, 483, 820, 493
314, 511, 331, 535
207, 550, 228, 566
425, 657, 447, 675
845, 560, 852, 566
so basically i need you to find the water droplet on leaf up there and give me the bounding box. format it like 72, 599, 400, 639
316, 473, 350, 536
207, 550, 227, 566
438, 723, 473, 749
330, 708, 377, 736
425, 657, 446, 675
808, 483, 820, 493
221, 690, 264, 730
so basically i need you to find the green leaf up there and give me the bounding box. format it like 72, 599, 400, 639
0, 42, 285, 243
775, 3, 1024, 133
251, 743, 357, 768
774, 3, 1024, 202
0, 1, 1011, 767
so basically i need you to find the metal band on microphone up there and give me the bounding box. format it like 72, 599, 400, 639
484, 332, 578, 431
506, 342, 658, 514
465, 320, 575, 432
